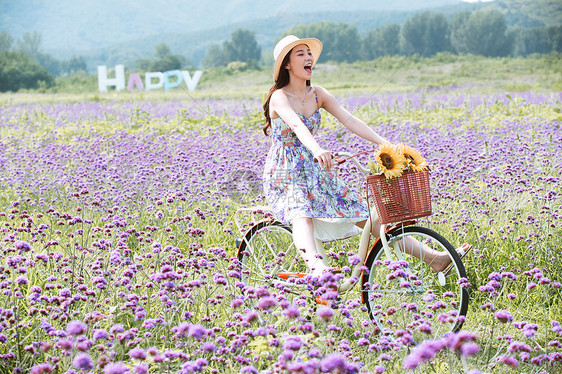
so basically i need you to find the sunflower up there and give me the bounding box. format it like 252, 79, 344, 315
370, 143, 406, 179
397, 143, 428, 172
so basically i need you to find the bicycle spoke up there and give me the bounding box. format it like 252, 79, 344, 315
363, 226, 469, 335
239, 222, 308, 307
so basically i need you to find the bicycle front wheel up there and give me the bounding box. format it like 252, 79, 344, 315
362, 226, 469, 335
237, 220, 309, 305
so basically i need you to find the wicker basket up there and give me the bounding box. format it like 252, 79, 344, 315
366, 169, 432, 224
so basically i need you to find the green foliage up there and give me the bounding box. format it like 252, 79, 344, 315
512, 27, 551, 56
8, 51, 562, 96
286, 21, 362, 63
17, 31, 42, 61
61, 55, 87, 76
362, 24, 401, 60
0, 51, 54, 92
547, 24, 562, 52
222, 29, 261, 65
53, 73, 97, 94
0, 30, 14, 51
0, 30, 88, 78
513, 23, 562, 57
135, 43, 186, 71
493, 0, 562, 28
202, 29, 261, 69
450, 10, 513, 57
201, 45, 225, 68
400, 11, 453, 57
0, 83, 560, 373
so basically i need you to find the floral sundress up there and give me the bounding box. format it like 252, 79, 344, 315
262, 88, 369, 241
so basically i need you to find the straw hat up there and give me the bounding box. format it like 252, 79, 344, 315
273, 35, 323, 81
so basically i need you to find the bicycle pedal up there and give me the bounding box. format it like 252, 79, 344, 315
277, 272, 307, 280
315, 296, 342, 309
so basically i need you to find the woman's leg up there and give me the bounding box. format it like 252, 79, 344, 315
292, 217, 330, 275
356, 219, 457, 272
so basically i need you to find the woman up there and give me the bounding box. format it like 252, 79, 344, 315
262, 35, 468, 276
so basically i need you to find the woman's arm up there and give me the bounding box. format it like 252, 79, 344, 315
316, 86, 388, 145
270, 89, 334, 170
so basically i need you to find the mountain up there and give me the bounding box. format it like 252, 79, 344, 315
69, 2, 485, 70
0, 1, 465, 52
1, 0, 560, 69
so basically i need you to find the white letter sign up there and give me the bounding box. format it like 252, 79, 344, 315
145, 72, 164, 91
97, 65, 125, 92
182, 70, 203, 92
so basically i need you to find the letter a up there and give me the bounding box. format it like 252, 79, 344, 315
127, 73, 144, 91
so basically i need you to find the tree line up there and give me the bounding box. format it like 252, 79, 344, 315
0, 30, 87, 92
1, 9, 560, 92
205, 10, 561, 68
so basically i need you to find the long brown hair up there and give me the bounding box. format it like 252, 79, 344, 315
262, 50, 310, 136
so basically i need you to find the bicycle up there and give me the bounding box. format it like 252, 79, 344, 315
234, 151, 469, 336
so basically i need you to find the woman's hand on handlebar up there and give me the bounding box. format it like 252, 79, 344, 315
313, 148, 334, 171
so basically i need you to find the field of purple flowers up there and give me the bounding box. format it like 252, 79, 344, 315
0, 89, 560, 373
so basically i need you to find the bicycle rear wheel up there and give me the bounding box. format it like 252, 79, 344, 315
362, 226, 469, 335
237, 220, 309, 306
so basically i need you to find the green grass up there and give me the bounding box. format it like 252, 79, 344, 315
0, 53, 560, 373
7, 52, 557, 99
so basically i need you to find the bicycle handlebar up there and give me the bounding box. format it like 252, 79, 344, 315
313, 151, 372, 173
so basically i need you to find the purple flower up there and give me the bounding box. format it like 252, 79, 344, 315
93, 329, 109, 340
129, 347, 147, 360
495, 310, 513, 323
320, 353, 347, 372
110, 324, 125, 333
445, 331, 478, 352
188, 324, 207, 340
104, 362, 130, 374
134, 363, 148, 374
283, 305, 300, 319
403, 339, 446, 369
287, 360, 319, 373
15, 240, 31, 251
56, 339, 73, 351
317, 306, 334, 322
508, 341, 531, 353
73, 353, 94, 371
66, 320, 87, 335
498, 355, 518, 368
244, 310, 259, 322
379, 354, 392, 361
460, 342, 480, 357
30, 363, 53, 374
181, 358, 208, 372
522, 323, 538, 337
257, 296, 277, 310
240, 366, 258, 374
552, 320, 562, 334
283, 335, 303, 351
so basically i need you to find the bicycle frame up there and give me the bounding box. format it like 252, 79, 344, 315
234, 151, 415, 294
